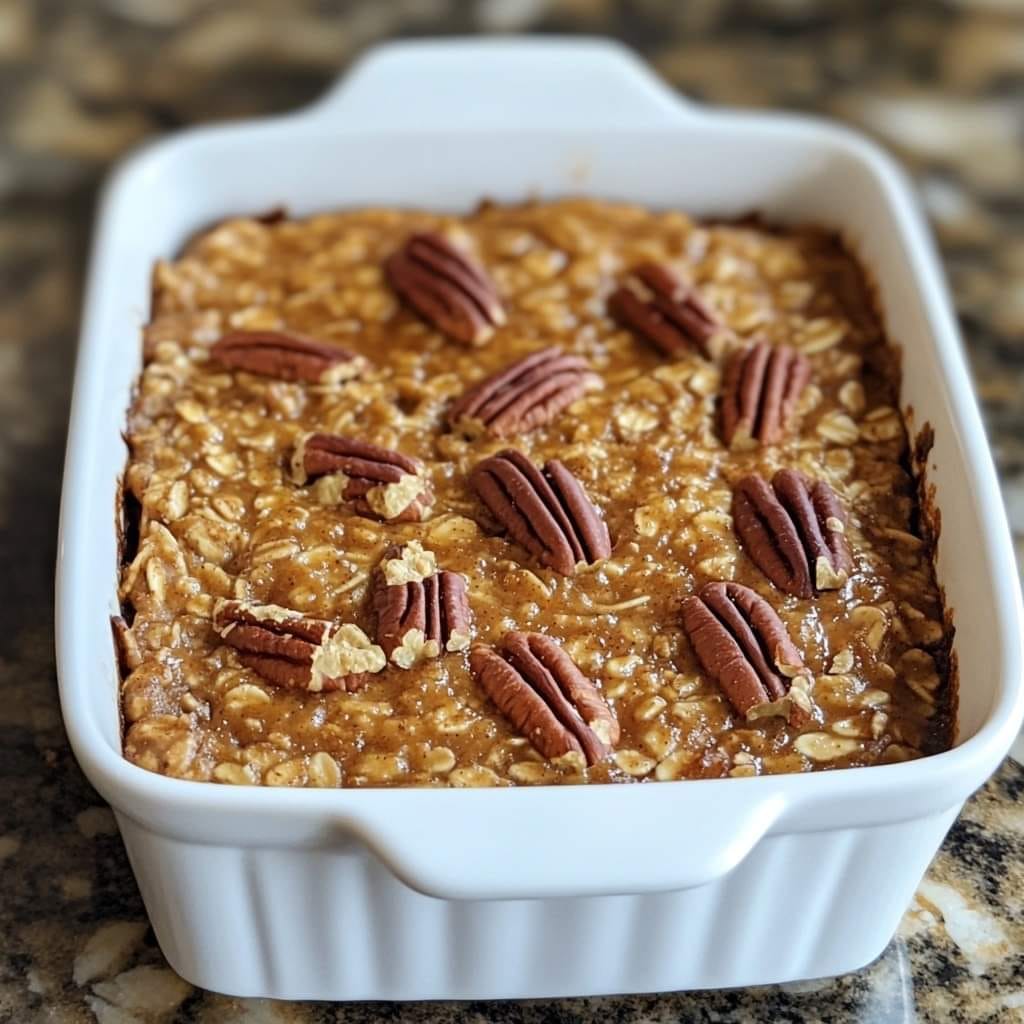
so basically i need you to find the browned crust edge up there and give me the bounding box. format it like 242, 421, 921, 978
832, 224, 958, 753
905, 414, 958, 749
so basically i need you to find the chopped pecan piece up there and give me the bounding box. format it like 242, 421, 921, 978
210, 330, 367, 384
212, 599, 385, 693
470, 632, 619, 765
379, 539, 437, 585
732, 469, 852, 597
681, 581, 812, 726
290, 434, 433, 522
373, 547, 473, 668
608, 263, 730, 359
470, 449, 611, 576
385, 232, 506, 345
720, 340, 810, 447
447, 347, 602, 438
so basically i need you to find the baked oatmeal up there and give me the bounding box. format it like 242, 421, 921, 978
116, 199, 954, 787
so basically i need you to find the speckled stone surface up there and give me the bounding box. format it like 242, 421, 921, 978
1, 1, 1022, 1021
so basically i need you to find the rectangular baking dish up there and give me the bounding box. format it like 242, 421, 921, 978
56, 38, 1024, 1000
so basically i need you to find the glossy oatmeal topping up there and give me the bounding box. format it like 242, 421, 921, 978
117, 199, 953, 787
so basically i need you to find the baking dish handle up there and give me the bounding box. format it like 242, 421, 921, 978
339, 785, 785, 901
297, 37, 698, 132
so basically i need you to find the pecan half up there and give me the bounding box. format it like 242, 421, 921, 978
720, 340, 810, 447
470, 449, 611, 576
447, 347, 602, 438
212, 599, 385, 693
385, 232, 506, 345
732, 469, 852, 597
608, 263, 730, 359
373, 554, 473, 668
680, 581, 812, 726
290, 434, 433, 522
470, 632, 619, 765
211, 330, 367, 384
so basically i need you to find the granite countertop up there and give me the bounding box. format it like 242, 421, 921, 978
1, 0, 1022, 1021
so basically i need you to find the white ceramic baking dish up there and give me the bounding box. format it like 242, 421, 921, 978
56, 38, 1024, 1000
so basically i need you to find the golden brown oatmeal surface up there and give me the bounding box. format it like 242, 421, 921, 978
118, 199, 953, 788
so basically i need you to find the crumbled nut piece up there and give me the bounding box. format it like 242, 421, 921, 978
310, 624, 387, 692
829, 648, 855, 674
212, 600, 385, 693
383, 541, 437, 586
291, 434, 433, 523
